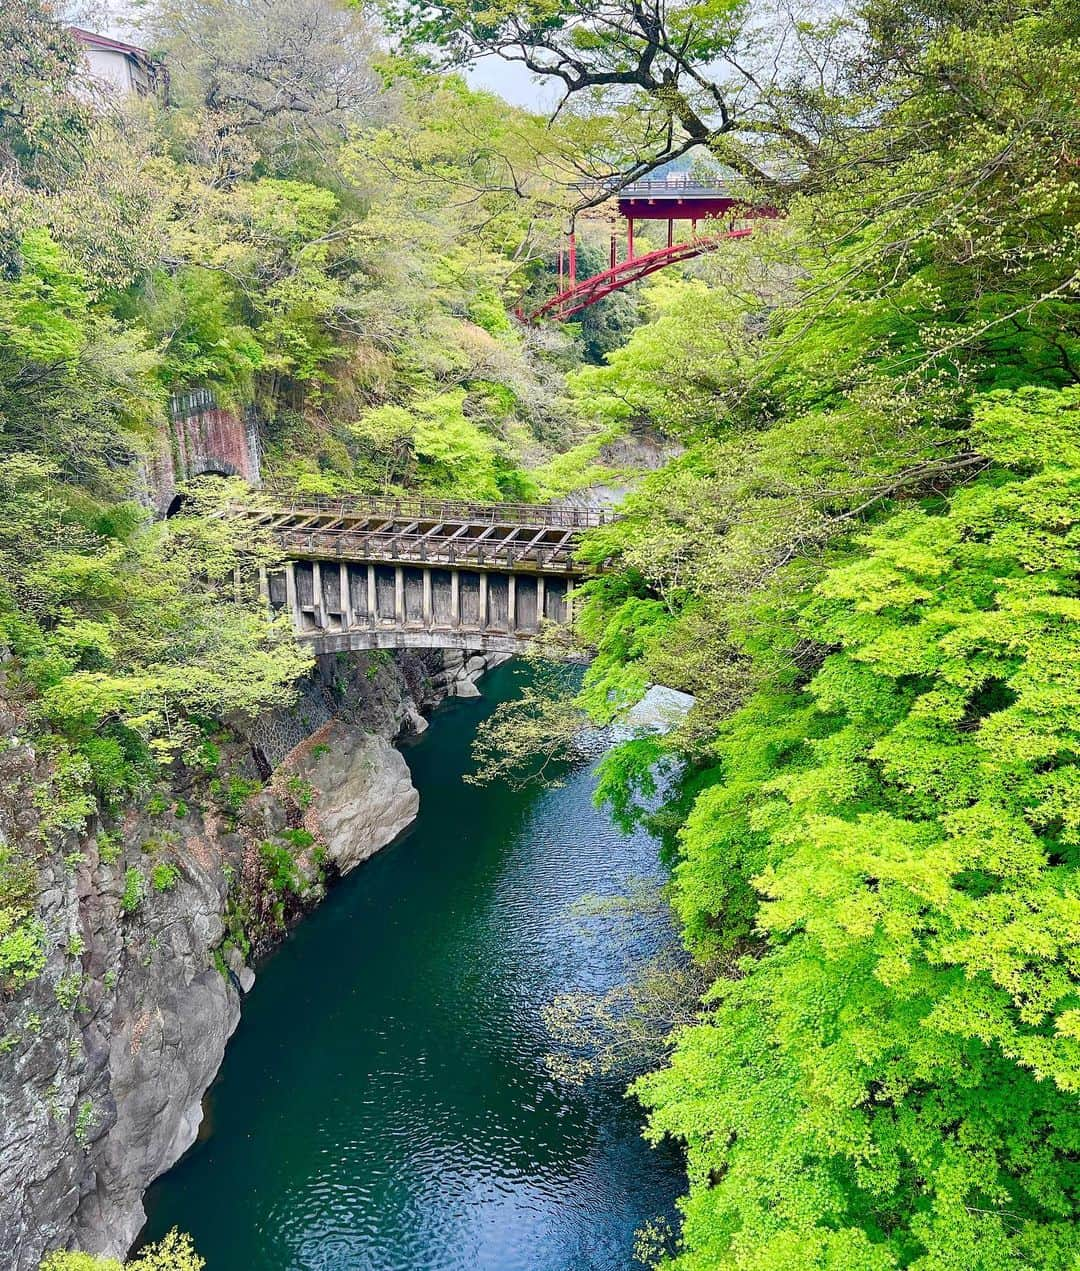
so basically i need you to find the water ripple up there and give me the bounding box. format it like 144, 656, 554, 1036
140, 664, 684, 1270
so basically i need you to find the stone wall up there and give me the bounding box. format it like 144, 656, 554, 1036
142, 389, 261, 516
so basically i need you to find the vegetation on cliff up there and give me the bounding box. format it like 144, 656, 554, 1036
8, 0, 1080, 1267
40, 1230, 202, 1270
459, 0, 1080, 1266
0, 0, 607, 995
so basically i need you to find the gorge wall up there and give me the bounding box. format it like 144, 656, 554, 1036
0, 646, 506, 1269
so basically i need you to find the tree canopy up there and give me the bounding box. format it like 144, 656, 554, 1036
9, 0, 1080, 1267
381, 0, 845, 200
468, 2, 1080, 1266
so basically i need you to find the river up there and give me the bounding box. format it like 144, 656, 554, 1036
139, 662, 684, 1270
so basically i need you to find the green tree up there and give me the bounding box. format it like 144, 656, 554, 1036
380, 0, 843, 200
39, 1228, 203, 1271
147, 0, 383, 170
0, 1, 88, 185
636, 386, 1080, 1270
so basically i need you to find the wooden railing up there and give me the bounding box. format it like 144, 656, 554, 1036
273, 525, 583, 573
259, 487, 612, 531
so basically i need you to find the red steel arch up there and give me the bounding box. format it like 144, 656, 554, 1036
525, 228, 753, 323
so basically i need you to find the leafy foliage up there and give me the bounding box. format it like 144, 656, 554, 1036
39, 1229, 204, 1271
445, 4, 1080, 1268
635, 387, 1080, 1269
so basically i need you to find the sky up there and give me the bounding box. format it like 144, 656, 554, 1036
465, 55, 560, 112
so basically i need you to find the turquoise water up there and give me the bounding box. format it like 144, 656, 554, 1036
140, 662, 683, 1269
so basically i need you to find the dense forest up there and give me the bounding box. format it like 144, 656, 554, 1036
0, 0, 613, 991
463, 0, 1080, 1266
4, 0, 1080, 1267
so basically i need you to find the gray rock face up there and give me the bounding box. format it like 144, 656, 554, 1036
289, 723, 419, 875
0, 645, 494, 1268
0, 780, 245, 1268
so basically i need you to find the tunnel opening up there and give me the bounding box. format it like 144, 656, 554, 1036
164, 469, 236, 517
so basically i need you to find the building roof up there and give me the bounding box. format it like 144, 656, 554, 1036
69, 26, 154, 68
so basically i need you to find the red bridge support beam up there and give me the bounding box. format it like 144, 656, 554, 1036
528, 227, 755, 324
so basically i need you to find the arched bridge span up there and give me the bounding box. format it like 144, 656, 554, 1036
525, 177, 777, 322
255, 495, 608, 655
531, 228, 753, 321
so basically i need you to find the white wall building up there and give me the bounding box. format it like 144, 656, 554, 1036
70, 27, 162, 100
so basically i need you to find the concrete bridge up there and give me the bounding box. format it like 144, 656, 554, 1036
256, 495, 607, 655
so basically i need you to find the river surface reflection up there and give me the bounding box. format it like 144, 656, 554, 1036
140, 662, 684, 1270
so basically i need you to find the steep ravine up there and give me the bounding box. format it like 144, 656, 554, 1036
0, 647, 505, 1270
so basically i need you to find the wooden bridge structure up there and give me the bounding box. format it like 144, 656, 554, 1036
254, 495, 608, 655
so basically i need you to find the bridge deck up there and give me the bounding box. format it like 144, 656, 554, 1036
254, 494, 608, 654
254, 495, 608, 574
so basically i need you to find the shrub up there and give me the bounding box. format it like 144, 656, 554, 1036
151, 862, 180, 893
38, 1229, 204, 1270
53, 972, 82, 1010
96, 831, 121, 865
259, 839, 303, 897
73, 1098, 95, 1147
284, 775, 314, 810
145, 792, 169, 817
120, 867, 143, 914
0, 916, 46, 991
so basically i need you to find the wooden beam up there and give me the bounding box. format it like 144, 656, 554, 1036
547, 529, 576, 561
443, 522, 475, 545
476, 524, 517, 545
517, 526, 551, 558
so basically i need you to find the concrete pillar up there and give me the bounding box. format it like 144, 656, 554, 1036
479, 572, 489, 629
451, 570, 460, 628
258, 566, 269, 605
285, 561, 299, 632
422, 568, 432, 627
394, 566, 404, 624
565, 578, 574, 624
507, 574, 516, 632
339, 562, 352, 630
367, 564, 376, 627
536, 575, 545, 627
311, 560, 323, 629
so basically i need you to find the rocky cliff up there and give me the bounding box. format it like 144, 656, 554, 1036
0, 646, 506, 1269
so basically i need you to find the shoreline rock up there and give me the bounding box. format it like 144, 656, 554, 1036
290, 723, 419, 876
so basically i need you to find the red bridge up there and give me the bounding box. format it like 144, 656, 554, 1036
526, 178, 775, 322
